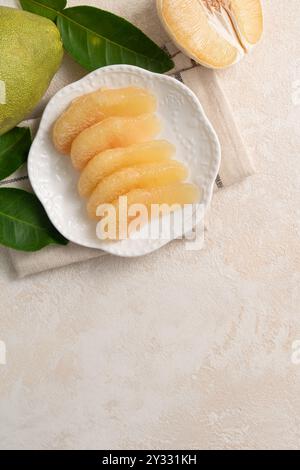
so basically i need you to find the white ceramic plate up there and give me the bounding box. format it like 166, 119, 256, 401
28, 65, 221, 257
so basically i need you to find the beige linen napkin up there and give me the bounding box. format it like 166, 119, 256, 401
2, 0, 255, 277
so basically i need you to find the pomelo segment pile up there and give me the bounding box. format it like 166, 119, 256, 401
52, 87, 200, 239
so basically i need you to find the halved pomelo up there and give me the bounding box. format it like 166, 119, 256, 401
157, 0, 263, 69
87, 160, 188, 219
53, 87, 157, 154
71, 114, 161, 171
78, 140, 175, 198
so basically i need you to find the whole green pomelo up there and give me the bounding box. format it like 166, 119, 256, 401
0, 7, 63, 135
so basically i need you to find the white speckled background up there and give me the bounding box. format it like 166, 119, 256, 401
0, 0, 300, 450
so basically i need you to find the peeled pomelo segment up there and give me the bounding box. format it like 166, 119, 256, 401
120, 182, 201, 207
53, 87, 157, 154
87, 160, 188, 219
157, 0, 263, 69
71, 114, 161, 171
102, 183, 201, 240
78, 140, 175, 198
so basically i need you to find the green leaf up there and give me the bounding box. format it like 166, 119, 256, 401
0, 188, 68, 251
20, 2, 174, 73
56, 6, 174, 73
0, 127, 31, 181
20, 0, 66, 21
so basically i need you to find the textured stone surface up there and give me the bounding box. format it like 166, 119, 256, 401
0, 0, 300, 450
